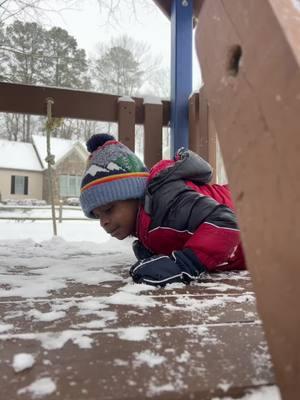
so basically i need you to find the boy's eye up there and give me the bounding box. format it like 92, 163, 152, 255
93, 205, 113, 218
103, 205, 113, 214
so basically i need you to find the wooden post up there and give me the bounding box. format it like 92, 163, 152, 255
208, 111, 217, 184
118, 96, 135, 152
45, 98, 57, 237
59, 200, 63, 223
188, 91, 200, 152
189, 88, 217, 182
196, 1, 300, 398
143, 97, 163, 168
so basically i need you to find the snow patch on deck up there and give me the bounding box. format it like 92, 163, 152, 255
212, 384, 281, 399
13, 353, 35, 372
27, 310, 66, 322
106, 291, 157, 308
0, 236, 135, 299
18, 377, 56, 398
117, 326, 150, 341
134, 350, 166, 367
0, 323, 13, 333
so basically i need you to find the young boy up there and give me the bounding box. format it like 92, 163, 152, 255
80, 133, 246, 287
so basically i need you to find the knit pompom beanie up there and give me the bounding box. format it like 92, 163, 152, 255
80, 134, 149, 218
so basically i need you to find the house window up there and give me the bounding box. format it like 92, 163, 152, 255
59, 175, 81, 197
11, 175, 28, 195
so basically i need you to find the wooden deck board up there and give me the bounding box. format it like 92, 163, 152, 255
0, 264, 275, 399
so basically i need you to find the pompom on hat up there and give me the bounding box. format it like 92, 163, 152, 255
80, 134, 149, 218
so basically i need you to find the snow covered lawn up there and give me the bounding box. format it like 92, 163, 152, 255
0, 218, 107, 242
0, 215, 278, 399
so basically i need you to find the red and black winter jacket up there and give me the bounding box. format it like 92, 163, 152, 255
135, 150, 246, 273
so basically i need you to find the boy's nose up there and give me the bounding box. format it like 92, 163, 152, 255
99, 217, 110, 229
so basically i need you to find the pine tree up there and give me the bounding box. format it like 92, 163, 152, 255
0, 21, 91, 141
43, 27, 90, 89
94, 37, 144, 96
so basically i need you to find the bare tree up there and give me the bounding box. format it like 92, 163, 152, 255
94, 0, 153, 26
0, 0, 153, 26
0, 0, 80, 25
92, 34, 167, 97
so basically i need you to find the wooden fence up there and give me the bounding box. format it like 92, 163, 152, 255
0, 82, 217, 174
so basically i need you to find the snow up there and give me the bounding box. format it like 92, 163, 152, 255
106, 291, 157, 308
176, 350, 190, 363
148, 382, 177, 396
212, 385, 281, 399
0, 323, 14, 332
32, 135, 84, 169
0, 204, 84, 218
217, 380, 232, 392
118, 96, 134, 102
143, 96, 162, 105
18, 377, 56, 398
76, 310, 117, 328
27, 309, 66, 322
117, 326, 150, 341
0, 207, 276, 397
119, 282, 155, 294
0, 235, 128, 298
2, 330, 95, 350
0, 208, 135, 298
0, 219, 105, 242
134, 350, 166, 367
13, 353, 35, 372
0, 139, 43, 171
164, 293, 255, 312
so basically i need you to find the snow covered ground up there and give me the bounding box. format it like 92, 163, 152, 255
0, 208, 136, 298
0, 218, 109, 242
0, 205, 109, 242
0, 208, 280, 399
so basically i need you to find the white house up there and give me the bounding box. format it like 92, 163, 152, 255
0, 136, 88, 203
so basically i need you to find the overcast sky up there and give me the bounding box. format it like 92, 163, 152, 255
49, 0, 201, 89
51, 1, 170, 61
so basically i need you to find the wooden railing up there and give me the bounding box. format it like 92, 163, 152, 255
0, 82, 169, 168
0, 81, 217, 172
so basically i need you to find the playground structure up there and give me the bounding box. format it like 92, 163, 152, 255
0, 82, 217, 178
195, 1, 300, 399
0, 0, 299, 398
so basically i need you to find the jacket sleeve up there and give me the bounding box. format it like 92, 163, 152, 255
183, 205, 241, 271
160, 188, 241, 272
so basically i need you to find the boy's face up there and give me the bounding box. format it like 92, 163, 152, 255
93, 199, 139, 240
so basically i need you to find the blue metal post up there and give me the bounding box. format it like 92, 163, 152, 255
170, 0, 193, 156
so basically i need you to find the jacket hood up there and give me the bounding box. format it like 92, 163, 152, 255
147, 149, 213, 194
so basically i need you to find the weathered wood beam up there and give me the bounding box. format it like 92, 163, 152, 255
195, 1, 300, 399
0, 82, 170, 126
152, 0, 172, 18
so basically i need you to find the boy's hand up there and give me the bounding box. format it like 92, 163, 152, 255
129, 250, 206, 287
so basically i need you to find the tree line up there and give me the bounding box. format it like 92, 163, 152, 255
0, 19, 169, 143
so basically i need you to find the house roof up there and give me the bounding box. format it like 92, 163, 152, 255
0, 136, 87, 172
0, 140, 43, 172
32, 135, 86, 169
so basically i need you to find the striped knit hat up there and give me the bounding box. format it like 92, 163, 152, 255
80, 134, 149, 218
